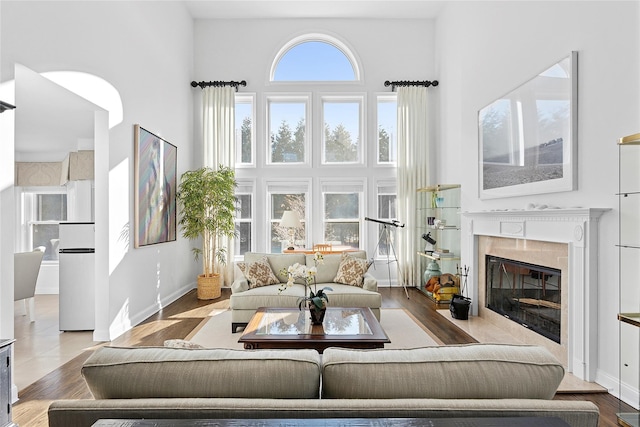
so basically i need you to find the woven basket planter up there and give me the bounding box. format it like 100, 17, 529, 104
197, 274, 221, 300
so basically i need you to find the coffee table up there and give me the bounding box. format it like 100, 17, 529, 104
238, 307, 390, 353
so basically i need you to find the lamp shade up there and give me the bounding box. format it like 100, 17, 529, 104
279, 210, 302, 228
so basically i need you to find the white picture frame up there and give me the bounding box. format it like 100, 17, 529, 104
478, 52, 578, 199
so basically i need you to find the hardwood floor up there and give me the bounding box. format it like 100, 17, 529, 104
13, 287, 629, 427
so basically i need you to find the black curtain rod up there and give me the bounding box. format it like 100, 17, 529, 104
190, 80, 247, 91
0, 100, 16, 113
384, 80, 439, 91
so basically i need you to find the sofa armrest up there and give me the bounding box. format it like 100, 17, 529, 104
231, 278, 249, 293
362, 273, 377, 292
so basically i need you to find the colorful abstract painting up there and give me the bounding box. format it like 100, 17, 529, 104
134, 125, 177, 247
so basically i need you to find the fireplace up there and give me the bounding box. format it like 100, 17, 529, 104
485, 255, 561, 343
464, 208, 608, 381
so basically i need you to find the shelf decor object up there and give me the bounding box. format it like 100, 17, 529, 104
416, 184, 461, 304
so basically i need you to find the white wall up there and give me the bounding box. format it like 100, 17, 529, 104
436, 0, 640, 393
0, 1, 198, 341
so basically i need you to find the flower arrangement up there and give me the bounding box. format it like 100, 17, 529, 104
279, 252, 333, 314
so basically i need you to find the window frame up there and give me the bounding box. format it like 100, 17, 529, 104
270, 33, 362, 82
235, 93, 256, 168
265, 93, 312, 167
265, 179, 311, 253
376, 93, 398, 166
320, 178, 365, 249
19, 187, 68, 262
234, 179, 255, 257
374, 180, 398, 259
320, 94, 365, 166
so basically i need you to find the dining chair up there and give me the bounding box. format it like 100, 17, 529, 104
312, 243, 333, 252
14, 247, 45, 322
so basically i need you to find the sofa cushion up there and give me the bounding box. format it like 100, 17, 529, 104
229, 284, 307, 310
321, 344, 564, 400
244, 252, 306, 283
306, 251, 366, 284
82, 347, 321, 399
333, 252, 372, 287
238, 256, 280, 288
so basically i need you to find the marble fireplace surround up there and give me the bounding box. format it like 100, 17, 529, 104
464, 208, 609, 382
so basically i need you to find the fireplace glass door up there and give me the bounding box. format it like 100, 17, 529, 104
485, 255, 561, 343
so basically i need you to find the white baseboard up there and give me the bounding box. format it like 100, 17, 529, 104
107, 282, 196, 341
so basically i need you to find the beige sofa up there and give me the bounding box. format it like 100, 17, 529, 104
230, 251, 381, 332
47, 344, 599, 427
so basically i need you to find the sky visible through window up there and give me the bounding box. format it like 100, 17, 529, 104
323, 102, 359, 143
274, 41, 355, 81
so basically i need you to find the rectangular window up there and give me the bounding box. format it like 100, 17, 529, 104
23, 190, 68, 261
321, 181, 363, 249
235, 94, 255, 166
234, 181, 254, 256
376, 182, 397, 257
322, 96, 363, 164
267, 181, 309, 253
267, 96, 309, 165
377, 95, 397, 164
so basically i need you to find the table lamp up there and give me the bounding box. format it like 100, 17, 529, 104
279, 210, 302, 250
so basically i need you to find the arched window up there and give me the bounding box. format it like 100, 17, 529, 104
271, 34, 360, 81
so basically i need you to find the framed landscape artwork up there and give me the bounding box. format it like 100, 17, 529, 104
134, 124, 177, 248
478, 52, 578, 199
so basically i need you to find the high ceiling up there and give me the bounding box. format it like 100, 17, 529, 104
183, 0, 446, 19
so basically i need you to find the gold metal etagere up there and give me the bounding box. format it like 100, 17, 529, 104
617, 133, 640, 427
618, 133, 640, 145
415, 184, 461, 304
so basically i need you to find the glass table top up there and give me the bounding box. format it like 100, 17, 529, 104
254, 308, 373, 336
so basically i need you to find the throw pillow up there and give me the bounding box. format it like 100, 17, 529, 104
240, 256, 280, 289
333, 252, 372, 287
163, 339, 205, 349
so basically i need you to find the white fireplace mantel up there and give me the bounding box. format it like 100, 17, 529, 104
463, 208, 610, 382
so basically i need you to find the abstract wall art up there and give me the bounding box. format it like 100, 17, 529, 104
134, 124, 177, 247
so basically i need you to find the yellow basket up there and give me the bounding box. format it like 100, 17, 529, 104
197, 274, 221, 300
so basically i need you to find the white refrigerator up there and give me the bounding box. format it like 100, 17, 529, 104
58, 222, 95, 331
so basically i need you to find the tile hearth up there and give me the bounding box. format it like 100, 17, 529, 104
435, 308, 607, 394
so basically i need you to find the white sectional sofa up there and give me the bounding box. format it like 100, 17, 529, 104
230, 251, 381, 332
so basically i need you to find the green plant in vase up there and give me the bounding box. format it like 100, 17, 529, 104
176, 165, 237, 300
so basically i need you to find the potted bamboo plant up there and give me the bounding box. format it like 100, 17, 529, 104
177, 165, 237, 300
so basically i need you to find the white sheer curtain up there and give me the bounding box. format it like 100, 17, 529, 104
396, 86, 430, 287
202, 86, 236, 286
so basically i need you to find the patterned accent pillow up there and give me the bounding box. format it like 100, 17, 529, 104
333, 252, 372, 287
164, 339, 205, 349
240, 256, 280, 289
